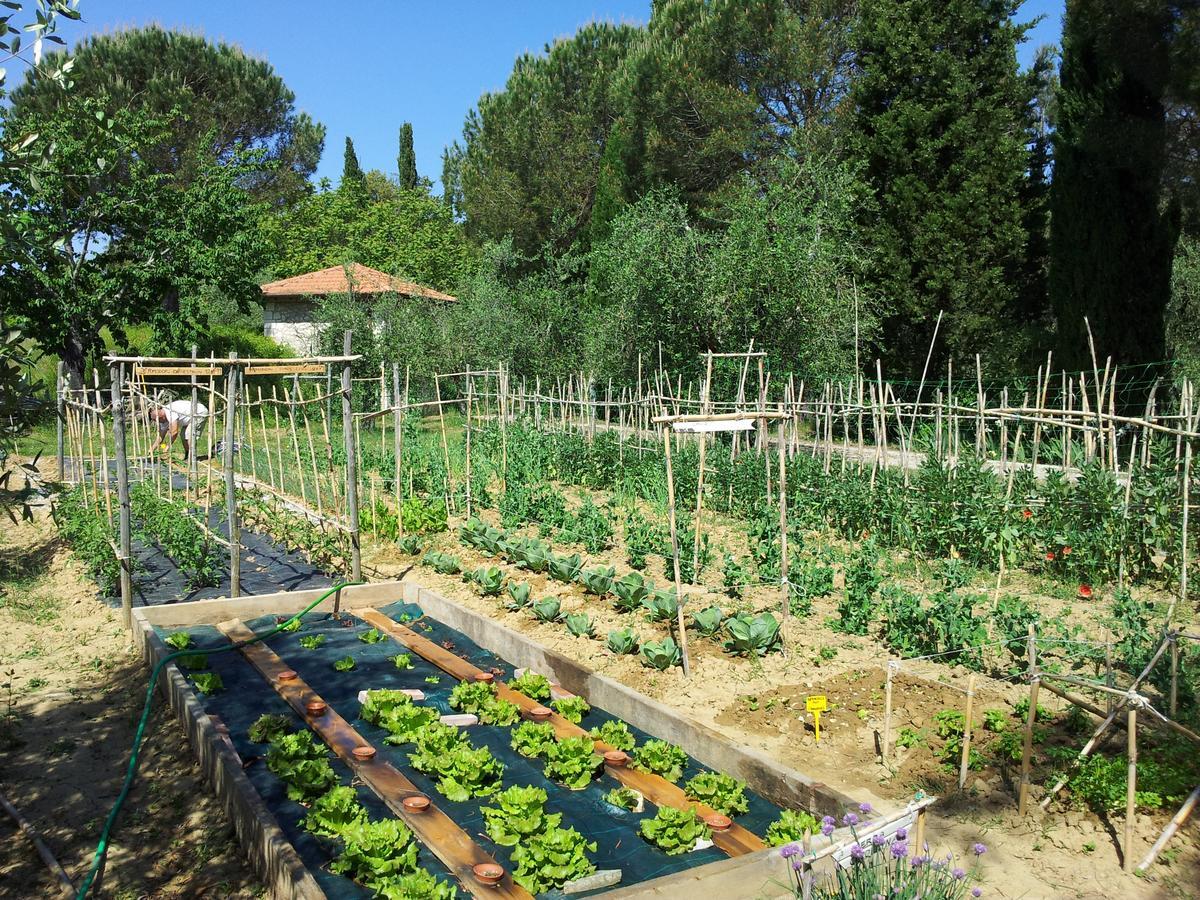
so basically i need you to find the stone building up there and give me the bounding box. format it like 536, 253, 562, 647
258, 263, 457, 353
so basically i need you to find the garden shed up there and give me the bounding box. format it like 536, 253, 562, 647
259, 262, 457, 353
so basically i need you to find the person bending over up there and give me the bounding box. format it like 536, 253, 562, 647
152, 399, 209, 459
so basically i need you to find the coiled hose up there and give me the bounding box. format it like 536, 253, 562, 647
75, 581, 360, 899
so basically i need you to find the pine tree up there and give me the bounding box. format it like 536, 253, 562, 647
1049, 0, 1180, 373
849, 0, 1032, 375
397, 122, 418, 190
342, 136, 366, 189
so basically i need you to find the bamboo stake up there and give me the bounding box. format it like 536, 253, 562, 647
883, 661, 895, 763
271, 386, 287, 495
692, 351, 713, 579
1137, 784, 1200, 871
434, 375, 453, 515
778, 415, 789, 628
257, 387, 274, 492
392, 363, 402, 539
1018, 675, 1041, 816
661, 423, 692, 678
958, 673, 976, 791
288, 377, 309, 508
1125, 706, 1137, 873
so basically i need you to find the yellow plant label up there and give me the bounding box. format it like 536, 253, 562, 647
806, 695, 827, 713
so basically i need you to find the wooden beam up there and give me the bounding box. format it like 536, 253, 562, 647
135, 365, 222, 377
216, 619, 532, 900
353, 607, 767, 857
243, 364, 329, 376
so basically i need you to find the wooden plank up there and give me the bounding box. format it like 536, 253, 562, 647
244, 364, 328, 376
135, 365, 222, 377
354, 608, 767, 857
217, 619, 533, 900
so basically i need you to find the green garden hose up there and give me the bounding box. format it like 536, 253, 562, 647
75, 581, 361, 899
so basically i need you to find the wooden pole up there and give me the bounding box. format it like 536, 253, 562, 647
342, 331, 362, 582
661, 423, 692, 678
882, 661, 895, 763
55, 360, 65, 479
465, 369, 473, 518
224, 355, 240, 598
110, 363, 133, 627
434, 375, 453, 515
189, 345, 199, 499
1125, 706, 1138, 873
691, 351, 713, 580
393, 363, 403, 540
1018, 675, 1040, 815
958, 673, 976, 791
778, 415, 789, 625
288, 376, 309, 508
1137, 784, 1200, 871
1170, 634, 1179, 718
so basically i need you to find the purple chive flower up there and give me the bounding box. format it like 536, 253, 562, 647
952, 867, 967, 881
872, 833, 887, 847
792, 861, 804, 872
859, 802, 873, 814
822, 815, 836, 827
973, 842, 987, 856
972, 889, 983, 898
821, 822, 835, 837
932, 860, 946, 871
842, 812, 860, 827
895, 827, 907, 841
850, 843, 865, 862
780, 844, 799, 859
891, 841, 909, 859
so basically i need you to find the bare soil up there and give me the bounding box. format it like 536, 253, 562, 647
0, 497, 260, 899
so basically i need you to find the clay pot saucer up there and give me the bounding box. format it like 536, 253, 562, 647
402, 794, 431, 813
527, 705, 552, 721
473, 862, 504, 886
704, 813, 733, 832
305, 700, 327, 717
603, 750, 629, 767
278, 670, 298, 682
352, 746, 376, 761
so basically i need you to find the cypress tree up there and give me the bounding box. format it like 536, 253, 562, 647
849, 0, 1032, 374
342, 136, 366, 190
1049, 0, 1180, 373
397, 122, 418, 190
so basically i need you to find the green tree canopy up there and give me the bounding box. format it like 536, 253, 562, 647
9, 25, 324, 207
397, 122, 418, 190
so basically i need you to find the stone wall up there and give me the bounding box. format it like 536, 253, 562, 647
262, 299, 320, 354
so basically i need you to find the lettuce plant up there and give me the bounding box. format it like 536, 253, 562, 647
191, 672, 224, 694
333, 655, 356, 672
266, 731, 337, 802
644, 589, 679, 622
605, 787, 641, 811
471, 565, 505, 596
639, 807, 710, 855
509, 671, 551, 701
632, 739, 688, 782
511, 721, 557, 759
532, 598, 562, 622
505, 581, 532, 610
565, 612, 595, 638
723, 612, 782, 657
547, 551, 583, 582
690, 606, 725, 636
640, 637, 682, 670
372, 870, 457, 900
481, 785, 560, 846
392, 652, 413, 669
299, 634, 326, 650
359, 628, 387, 644
510, 825, 597, 893
764, 809, 820, 846
301, 785, 367, 837
329, 819, 419, 886
422, 551, 461, 576
579, 565, 616, 596
543, 736, 602, 790
606, 627, 640, 655
589, 719, 636, 751
551, 696, 590, 723
361, 690, 439, 744
448, 681, 496, 715
684, 771, 749, 816
408, 723, 503, 800
248, 713, 292, 744
164, 631, 193, 650
612, 572, 653, 612
395, 534, 423, 556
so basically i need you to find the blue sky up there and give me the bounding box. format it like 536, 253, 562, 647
52, 0, 1064, 189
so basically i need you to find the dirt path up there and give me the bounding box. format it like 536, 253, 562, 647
0, 500, 260, 899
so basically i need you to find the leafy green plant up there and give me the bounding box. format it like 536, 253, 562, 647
624, 510, 660, 570
571, 495, 614, 553
359, 628, 387, 644
505, 580, 532, 610
639, 806, 710, 855
565, 612, 595, 638
278, 617, 304, 633
641, 637, 682, 670
482, 785, 559, 846
301, 785, 367, 838
421, 550, 461, 575
510, 824, 597, 893
643, 589, 679, 623
765, 809, 820, 846
329, 818, 420, 886
589, 719, 636, 751
447, 681, 521, 724
606, 627, 640, 655
409, 726, 504, 801
690, 605, 725, 636
548, 551, 584, 583
266, 731, 337, 802
299, 634, 326, 650
982, 709, 1008, 732
1014, 696, 1053, 723
333, 655, 356, 672
612, 572, 654, 612
605, 787, 641, 811
722, 552, 748, 598
632, 739, 688, 782
361, 690, 439, 744
543, 735, 602, 789
392, 653, 413, 669
723, 612, 781, 656
470, 565, 505, 596
511, 721, 557, 758
248, 713, 292, 744
509, 671, 552, 702
372, 870, 457, 900
164, 631, 193, 651
191, 672, 224, 694
579, 564, 616, 596
684, 771, 749, 816
531, 597, 562, 622
551, 696, 590, 723
834, 541, 881, 635
788, 554, 835, 617
395, 534, 424, 556
400, 496, 448, 535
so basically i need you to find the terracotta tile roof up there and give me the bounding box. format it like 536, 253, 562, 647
259, 263, 457, 302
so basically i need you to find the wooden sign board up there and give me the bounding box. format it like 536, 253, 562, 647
135, 365, 221, 377
672, 419, 755, 433
243, 364, 327, 376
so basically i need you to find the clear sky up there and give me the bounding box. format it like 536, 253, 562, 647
47, 0, 1065, 190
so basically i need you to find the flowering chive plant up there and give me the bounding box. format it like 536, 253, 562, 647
782, 805, 985, 899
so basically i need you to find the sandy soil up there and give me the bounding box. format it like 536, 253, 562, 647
362, 496, 1200, 900
0, 497, 260, 899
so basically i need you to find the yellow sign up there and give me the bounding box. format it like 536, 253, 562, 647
243, 364, 328, 376
807, 695, 828, 742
